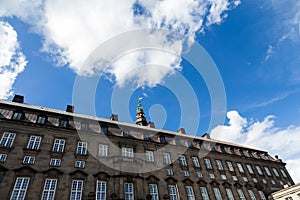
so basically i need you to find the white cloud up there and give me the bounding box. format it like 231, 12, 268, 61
0, 21, 27, 99
211, 110, 300, 183
0, 0, 240, 87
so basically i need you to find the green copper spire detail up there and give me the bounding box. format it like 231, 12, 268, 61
137, 97, 144, 113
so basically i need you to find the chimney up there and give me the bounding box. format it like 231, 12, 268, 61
66, 105, 74, 113
110, 114, 119, 121
177, 128, 186, 134
12, 94, 24, 103
201, 133, 211, 139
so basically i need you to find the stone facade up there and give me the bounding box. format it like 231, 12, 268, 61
0, 97, 295, 200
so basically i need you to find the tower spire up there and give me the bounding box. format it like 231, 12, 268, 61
135, 97, 147, 126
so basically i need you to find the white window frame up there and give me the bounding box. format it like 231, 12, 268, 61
273, 168, 280, 177
168, 185, 178, 200
49, 158, 61, 167
183, 171, 189, 177
70, 180, 83, 200
192, 157, 200, 168
253, 178, 258, 183
256, 166, 263, 175
149, 184, 159, 200
264, 167, 271, 176
227, 161, 234, 172
163, 153, 171, 164
124, 183, 134, 200
37, 115, 47, 124
221, 174, 227, 180
41, 179, 57, 200
246, 164, 254, 174
98, 144, 108, 157
280, 169, 287, 178
185, 186, 195, 200
179, 155, 187, 166
75, 161, 85, 168
215, 160, 224, 170
226, 188, 234, 200
204, 158, 212, 169
258, 191, 267, 200
232, 176, 238, 181
196, 172, 203, 178
12, 111, 23, 120
146, 150, 154, 162
213, 187, 222, 200
96, 180, 106, 200
0, 154, 7, 163
248, 190, 256, 200
209, 174, 215, 179
200, 187, 210, 200
0, 132, 16, 147
262, 179, 267, 184
23, 156, 35, 165
237, 163, 244, 173
237, 189, 246, 200
122, 147, 134, 158
10, 177, 30, 200
166, 169, 173, 176
243, 177, 248, 182
76, 142, 87, 155
52, 139, 65, 153
27, 135, 41, 150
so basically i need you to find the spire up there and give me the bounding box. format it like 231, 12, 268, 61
135, 97, 147, 126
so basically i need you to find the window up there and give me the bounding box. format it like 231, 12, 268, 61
124, 183, 134, 200
98, 144, 108, 157
23, 156, 35, 165
168, 185, 178, 200
287, 181, 292, 186
123, 131, 130, 137
179, 155, 187, 166
213, 187, 222, 200
230, 147, 235, 155
204, 158, 212, 169
183, 171, 189, 177
0, 132, 16, 147
273, 168, 280, 177
160, 135, 166, 143
59, 119, 68, 127
285, 197, 293, 200
279, 181, 284, 185
215, 160, 224, 170
70, 180, 83, 200
239, 149, 245, 157
262, 179, 267, 184
280, 169, 287, 178
0, 154, 7, 163
163, 153, 171, 164
258, 191, 267, 200
75, 161, 85, 168
101, 126, 108, 134
122, 147, 134, 158
27, 135, 41, 150
146, 150, 154, 162
243, 177, 248, 182
185, 186, 195, 200
81, 122, 89, 130
237, 163, 244, 173
143, 133, 150, 141
12, 111, 23, 120
232, 176, 238, 181
221, 174, 227, 180
237, 189, 245, 200
149, 184, 159, 200
10, 177, 30, 200
253, 178, 258, 183
52, 139, 65, 153
49, 158, 61, 167
227, 161, 234, 172
248, 190, 256, 200
264, 167, 271, 176
166, 169, 173, 176
255, 166, 263, 175
246, 164, 254, 174
226, 188, 234, 200
209, 174, 215, 179
37, 115, 47, 124
41, 179, 57, 200
200, 187, 210, 200
271, 180, 276, 185
196, 172, 203, 178
221, 146, 227, 154
192, 157, 200, 168
96, 180, 106, 200
76, 142, 87, 155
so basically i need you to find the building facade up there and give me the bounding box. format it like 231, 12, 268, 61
269, 183, 300, 200
0, 95, 295, 200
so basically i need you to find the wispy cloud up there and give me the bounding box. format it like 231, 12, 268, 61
247, 93, 289, 110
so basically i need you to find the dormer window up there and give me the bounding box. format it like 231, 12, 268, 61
59, 118, 68, 127
81, 122, 89, 131
101, 125, 108, 134
239, 149, 245, 157
12, 110, 24, 120
123, 130, 130, 137
143, 133, 150, 141
160, 135, 166, 143
37, 115, 47, 124
230, 147, 236, 155
221, 146, 227, 154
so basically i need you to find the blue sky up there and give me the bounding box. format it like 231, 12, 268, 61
1, 0, 300, 182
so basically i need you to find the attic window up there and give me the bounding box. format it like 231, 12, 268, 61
239, 149, 245, 157
101, 125, 108, 134
221, 146, 227, 154
59, 118, 68, 127
81, 122, 89, 130
160, 135, 166, 144
37, 115, 47, 124
230, 147, 235, 155
12, 110, 24, 120
123, 131, 130, 137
